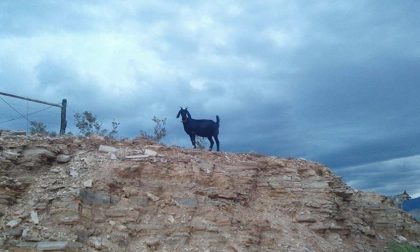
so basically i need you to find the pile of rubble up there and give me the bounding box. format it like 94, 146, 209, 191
0, 130, 419, 251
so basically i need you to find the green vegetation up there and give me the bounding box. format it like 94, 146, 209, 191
139, 116, 167, 142
74, 111, 119, 139
388, 241, 420, 252
29, 121, 57, 136
29, 121, 48, 135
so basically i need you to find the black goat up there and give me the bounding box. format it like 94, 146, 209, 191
176, 107, 220, 151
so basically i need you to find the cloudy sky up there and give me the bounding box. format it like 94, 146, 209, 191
1, 1, 420, 197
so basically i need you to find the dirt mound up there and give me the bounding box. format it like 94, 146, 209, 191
1, 131, 419, 251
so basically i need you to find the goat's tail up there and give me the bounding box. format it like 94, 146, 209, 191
216, 115, 220, 127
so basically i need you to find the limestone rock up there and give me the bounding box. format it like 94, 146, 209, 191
146, 192, 160, 202
22, 148, 56, 160
22, 228, 42, 242
69, 168, 79, 177
396, 235, 408, 243
56, 154, 71, 163
144, 149, 158, 156
2, 150, 20, 161
36, 241, 82, 251
99, 145, 118, 153
6, 219, 21, 228
83, 179, 93, 188
30, 210, 39, 224
1, 133, 420, 252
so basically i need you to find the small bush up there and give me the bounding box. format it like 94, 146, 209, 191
74, 111, 120, 139
108, 119, 120, 139
74, 111, 103, 136
139, 116, 167, 142
29, 121, 48, 135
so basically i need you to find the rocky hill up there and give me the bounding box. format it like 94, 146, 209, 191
0, 131, 419, 251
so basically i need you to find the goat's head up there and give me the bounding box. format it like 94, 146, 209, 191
176, 107, 191, 122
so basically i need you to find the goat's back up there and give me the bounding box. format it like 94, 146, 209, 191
188, 119, 218, 137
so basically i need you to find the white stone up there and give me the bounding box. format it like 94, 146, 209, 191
69, 169, 79, 177
146, 192, 160, 202
50, 168, 60, 173
23, 148, 55, 159
37, 241, 69, 250
83, 179, 93, 188
117, 224, 127, 231
125, 154, 150, 159
6, 219, 21, 228
144, 149, 158, 156
30, 211, 39, 224
56, 154, 71, 163
397, 235, 407, 243
99, 145, 118, 153
3, 151, 20, 161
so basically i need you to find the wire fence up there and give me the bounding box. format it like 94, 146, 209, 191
0, 95, 61, 134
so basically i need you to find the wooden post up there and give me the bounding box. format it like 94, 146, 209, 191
60, 99, 67, 135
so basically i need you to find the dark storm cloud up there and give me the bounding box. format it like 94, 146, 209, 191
1, 0, 420, 196
335, 155, 420, 197
289, 56, 420, 167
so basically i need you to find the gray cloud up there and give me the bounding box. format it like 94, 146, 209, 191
336, 155, 420, 197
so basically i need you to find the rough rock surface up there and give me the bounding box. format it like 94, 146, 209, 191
0, 131, 419, 251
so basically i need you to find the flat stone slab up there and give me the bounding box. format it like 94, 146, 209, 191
174, 198, 198, 208
98, 145, 118, 153
12, 241, 82, 251
144, 149, 158, 156
6, 219, 22, 228
37, 241, 82, 251
3, 151, 20, 161
22, 148, 56, 159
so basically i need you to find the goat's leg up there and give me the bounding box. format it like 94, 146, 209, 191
189, 134, 196, 149
207, 136, 214, 151
214, 135, 220, 151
